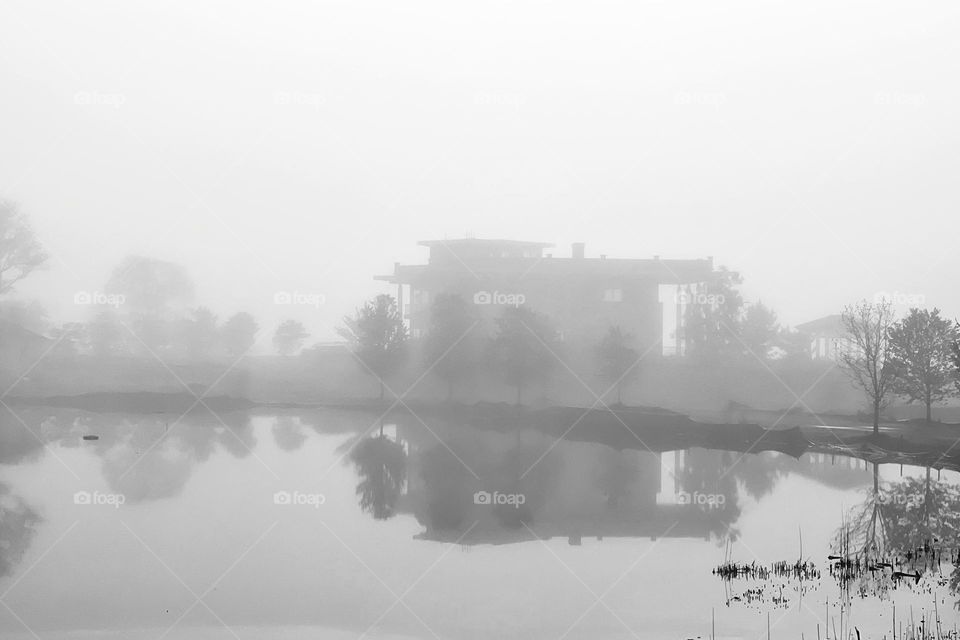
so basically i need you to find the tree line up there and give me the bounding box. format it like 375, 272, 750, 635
839, 300, 960, 433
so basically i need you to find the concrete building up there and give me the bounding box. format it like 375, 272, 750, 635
376, 238, 715, 355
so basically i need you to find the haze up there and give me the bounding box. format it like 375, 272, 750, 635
2, 0, 958, 344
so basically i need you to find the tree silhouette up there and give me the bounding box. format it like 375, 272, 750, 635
595, 326, 639, 406
839, 300, 897, 435
338, 294, 408, 400
887, 308, 957, 422
682, 267, 745, 361
0, 199, 47, 296
422, 294, 479, 402
220, 312, 259, 357
177, 306, 219, 359
273, 319, 309, 356
491, 306, 556, 406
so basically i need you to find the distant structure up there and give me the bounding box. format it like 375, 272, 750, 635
376, 238, 715, 355
795, 314, 853, 361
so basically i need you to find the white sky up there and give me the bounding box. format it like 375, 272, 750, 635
2, 0, 958, 342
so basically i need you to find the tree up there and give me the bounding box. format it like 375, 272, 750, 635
88, 310, 125, 356
839, 300, 897, 435
491, 306, 556, 406
887, 308, 957, 422
176, 307, 219, 359
740, 302, 780, 360
220, 312, 259, 357
105, 256, 195, 353
338, 294, 408, 400
50, 322, 88, 358
273, 319, 309, 356
422, 294, 479, 402
0, 200, 47, 296
105, 256, 194, 315
682, 267, 745, 360
595, 326, 639, 406
951, 324, 960, 394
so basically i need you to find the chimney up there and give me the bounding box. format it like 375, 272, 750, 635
572, 242, 585, 259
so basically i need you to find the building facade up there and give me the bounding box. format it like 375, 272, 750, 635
376, 238, 715, 355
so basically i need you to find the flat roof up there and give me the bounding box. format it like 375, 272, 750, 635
417, 238, 554, 248
375, 256, 713, 284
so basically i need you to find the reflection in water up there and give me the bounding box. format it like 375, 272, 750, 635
272, 415, 308, 451
349, 434, 407, 520
395, 422, 755, 546
0, 482, 41, 578
830, 465, 960, 605
97, 411, 256, 503
3, 406, 960, 637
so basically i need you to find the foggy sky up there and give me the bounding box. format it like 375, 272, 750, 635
2, 0, 958, 345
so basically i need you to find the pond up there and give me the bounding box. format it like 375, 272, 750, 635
1, 407, 958, 639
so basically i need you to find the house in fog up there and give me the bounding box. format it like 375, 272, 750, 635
795, 314, 854, 361
376, 238, 715, 355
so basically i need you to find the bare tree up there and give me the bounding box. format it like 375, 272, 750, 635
0, 200, 47, 296
839, 300, 897, 435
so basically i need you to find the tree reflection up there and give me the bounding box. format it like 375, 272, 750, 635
271, 416, 307, 451
349, 435, 407, 520
832, 465, 960, 600
0, 482, 41, 579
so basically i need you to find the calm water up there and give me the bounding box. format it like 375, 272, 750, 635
1, 407, 958, 639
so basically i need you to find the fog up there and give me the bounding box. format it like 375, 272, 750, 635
2, 0, 959, 343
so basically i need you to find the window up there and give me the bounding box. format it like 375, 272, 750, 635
603, 288, 623, 302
